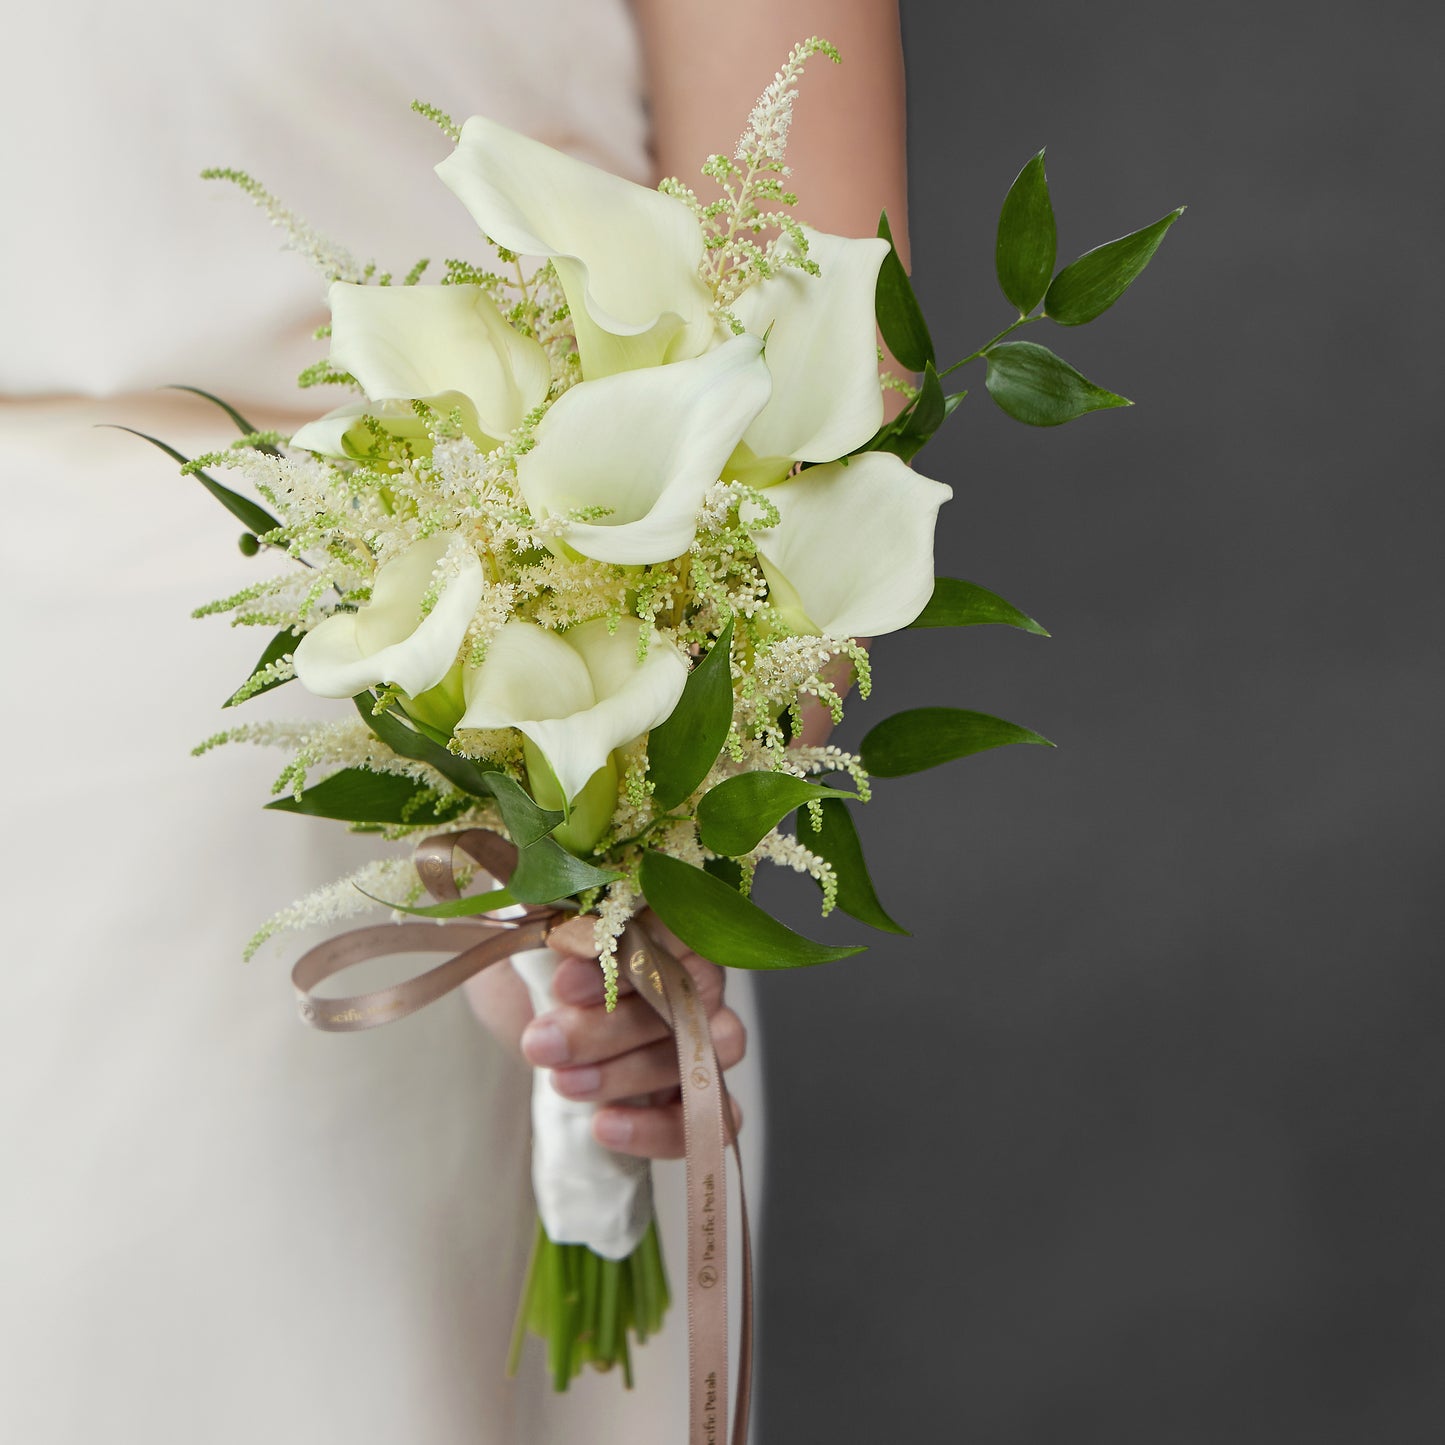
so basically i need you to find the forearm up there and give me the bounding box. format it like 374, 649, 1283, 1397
635, 1, 906, 749
633, 0, 910, 266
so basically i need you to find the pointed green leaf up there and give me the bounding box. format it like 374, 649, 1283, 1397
697, 772, 856, 857
265, 768, 454, 824
876, 210, 934, 372
224, 627, 301, 707
904, 361, 946, 438
163, 385, 279, 452
704, 856, 745, 891
875, 362, 946, 461
1044, 207, 1185, 326
996, 150, 1057, 315
509, 837, 619, 904
640, 852, 865, 970
796, 796, 907, 934
860, 707, 1055, 777
354, 695, 562, 845
356, 886, 518, 919
908, 578, 1049, 635
647, 618, 735, 811
983, 341, 1131, 427
108, 426, 283, 536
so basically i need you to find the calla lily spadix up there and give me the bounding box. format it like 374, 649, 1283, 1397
516, 334, 772, 565
293, 532, 484, 700
292, 281, 550, 454
458, 619, 689, 808
730, 228, 890, 484
746, 451, 953, 638
436, 116, 715, 379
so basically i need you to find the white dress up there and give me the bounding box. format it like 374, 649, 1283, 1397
0, 5, 761, 1441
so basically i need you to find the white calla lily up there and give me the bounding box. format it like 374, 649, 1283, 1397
289, 397, 442, 460
731, 228, 889, 480
458, 619, 689, 806
516, 334, 771, 565
321, 281, 550, 444
746, 452, 952, 638
293, 533, 484, 699
436, 116, 714, 377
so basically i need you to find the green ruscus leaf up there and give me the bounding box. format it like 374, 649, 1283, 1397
354, 695, 562, 846
224, 627, 300, 707
647, 618, 735, 811
996, 149, 1057, 315
509, 837, 619, 904
1044, 207, 1185, 326
696, 772, 855, 858
860, 707, 1054, 777
358, 887, 519, 920
872, 361, 950, 462
908, 578, 1049, 636
983, 341, 1130, 427
265, 769, 453, 825
109, 426, 283, 536
796, 796, 908, 935
640, 852, 864, 970
876, 210, 934, 372
163, 385, 279, 453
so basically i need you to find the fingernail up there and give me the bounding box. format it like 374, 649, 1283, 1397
594, 1111, 634, 1148
555, 1066, 601, 1098
522, 1018, 568, 1067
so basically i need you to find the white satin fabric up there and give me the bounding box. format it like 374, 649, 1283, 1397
0, 6, 761, 1441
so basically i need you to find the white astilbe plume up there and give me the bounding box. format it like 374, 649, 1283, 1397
201, 167, 372, 285
592, 876, 641, 1011
789, 743, 872, 801
659, 37, 840, 311
751, 830, 837, 913
193, 718, 458, 799
244, 856, 421, 960
735, 634, 848, 747
734, 36, 841, 165
460, 579, 518, 666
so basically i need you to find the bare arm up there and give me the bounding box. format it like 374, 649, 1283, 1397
633, 0, 911, 266
637, 2, 910, 744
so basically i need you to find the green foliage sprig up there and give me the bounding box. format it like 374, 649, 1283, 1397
867, 150, 1183, 448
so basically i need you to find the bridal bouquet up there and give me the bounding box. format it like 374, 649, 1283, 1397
142, 36, 1179, 1417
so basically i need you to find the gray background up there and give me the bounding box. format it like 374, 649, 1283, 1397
754, 3, 1445, 1441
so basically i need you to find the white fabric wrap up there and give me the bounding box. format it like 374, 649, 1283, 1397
510, 946, 654, 1259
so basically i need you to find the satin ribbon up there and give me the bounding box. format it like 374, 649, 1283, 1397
291, 828, 752, 1445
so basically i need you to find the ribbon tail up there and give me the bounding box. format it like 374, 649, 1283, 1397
624, 922, 754, 1445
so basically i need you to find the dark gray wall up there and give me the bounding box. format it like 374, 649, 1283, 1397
755, 4, 1444, 1441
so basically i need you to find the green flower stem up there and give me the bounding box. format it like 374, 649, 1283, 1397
509, 1213, 670, 1391
938, 311, 1044, 377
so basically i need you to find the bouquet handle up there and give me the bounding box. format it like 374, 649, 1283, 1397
290, 828, 753, 1445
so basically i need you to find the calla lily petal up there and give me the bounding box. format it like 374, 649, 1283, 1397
747, 452, 952, 638
459, 619, 689, 805
733, 228, 889, 466
327, 282, 550, 441
436, 117, 714, 376
289, 397, 445, 460
516, 334, 771, 565
294, 533, 484, 699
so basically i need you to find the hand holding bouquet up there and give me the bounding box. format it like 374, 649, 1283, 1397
143, 35, 1180, 1437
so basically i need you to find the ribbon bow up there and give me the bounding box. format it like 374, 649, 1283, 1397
291, 828, 753, 1445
